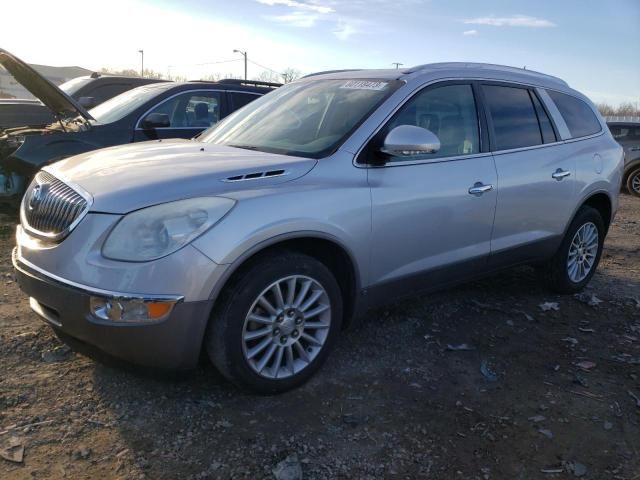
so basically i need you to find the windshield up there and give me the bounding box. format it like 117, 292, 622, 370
200, 79, 401, 158
59, 76, 92, 96
88, 84, 173, 124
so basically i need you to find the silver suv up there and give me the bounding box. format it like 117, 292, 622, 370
13, 63, 623, 393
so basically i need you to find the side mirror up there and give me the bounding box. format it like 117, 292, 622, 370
78, 96, 98, 109
141, 113, 170, 129
381, 125, 440, 158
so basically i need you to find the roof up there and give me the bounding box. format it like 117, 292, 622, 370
299, 62, 570, 90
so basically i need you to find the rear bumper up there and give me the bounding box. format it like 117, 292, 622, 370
13, 248, 213, 369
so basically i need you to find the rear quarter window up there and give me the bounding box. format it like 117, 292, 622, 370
547, 90, 601, 138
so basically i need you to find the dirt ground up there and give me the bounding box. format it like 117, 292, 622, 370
0, 195, 638, 480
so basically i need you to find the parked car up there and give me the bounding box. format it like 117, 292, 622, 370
59, 72, 167, 110
13, 63, 623, 393
606, 117, 640, 196
0, 71, 167, 129
0, 48, 280, 206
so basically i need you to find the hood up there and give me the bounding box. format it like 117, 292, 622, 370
0, 49, 93, 124
48, 139, 317, 213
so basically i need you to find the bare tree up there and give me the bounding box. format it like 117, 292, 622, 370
254, 70, 282, 83
281, 68, 302, 84
597, 101, 640, 117
99, 67, 165, 80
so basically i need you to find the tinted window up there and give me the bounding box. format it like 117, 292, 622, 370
145, 91, 221, 128
483, 85, 542, 151
531, 92, 557, 143
386, 84, 480, 159
609, 125, 640, 139
547, 90, 601, 138
231, 92, 260, 110
86, 83, 132, 104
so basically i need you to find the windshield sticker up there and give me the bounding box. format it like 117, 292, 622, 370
340, 81, 388, 91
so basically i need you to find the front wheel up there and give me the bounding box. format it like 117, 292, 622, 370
626, 166, 640, 197
538, 206, 605, 294
205, 252, 342, 393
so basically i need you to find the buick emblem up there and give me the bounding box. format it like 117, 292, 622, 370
28, 184, 48, 211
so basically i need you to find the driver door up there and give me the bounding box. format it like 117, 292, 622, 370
134, 90, 223, 141
364, 82, 498, 295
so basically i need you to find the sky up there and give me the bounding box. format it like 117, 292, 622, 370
1, 0, 639, 106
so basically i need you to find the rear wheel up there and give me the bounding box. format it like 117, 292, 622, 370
538, 206, 605, 293
626, 166, 640, 197
205, 251, 342, 393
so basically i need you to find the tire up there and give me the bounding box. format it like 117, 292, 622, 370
205, 251, 343, 393
626, 166, 640, 197
538, 206, 605, 294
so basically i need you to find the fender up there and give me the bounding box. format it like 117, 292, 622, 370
201, 230, 363, 313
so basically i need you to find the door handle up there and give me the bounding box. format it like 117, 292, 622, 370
552, 169, 571, 180
468, 183, 494, 195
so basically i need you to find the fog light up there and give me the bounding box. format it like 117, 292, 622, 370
90, 297, 176, 323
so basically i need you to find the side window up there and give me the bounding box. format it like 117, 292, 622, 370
609, 126, 624, 138
386, 84, 480, 159
230, 92, 260, 110
546, 90, 601, 138
86, 83, 131, 104
144, 91, 221, 128
531, 92, 557, 143
482, 85, 542, 151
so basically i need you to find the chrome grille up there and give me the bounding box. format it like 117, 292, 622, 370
21, 171, 90, 240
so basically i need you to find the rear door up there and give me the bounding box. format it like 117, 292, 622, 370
365, 82, 498, 293
134, 89, 224, 141
481, 83, 577, 266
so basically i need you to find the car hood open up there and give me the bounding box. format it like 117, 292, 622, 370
47, 139, 317, 213
0, 49, 93, 125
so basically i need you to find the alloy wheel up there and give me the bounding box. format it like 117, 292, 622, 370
241, 275, 331, 379
567, 222, 599, 283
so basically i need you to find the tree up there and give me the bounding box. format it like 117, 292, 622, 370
99, 67, 165, 80
281, 68, 301, 84
596, 101, 640, 117
254, 70, 282, 84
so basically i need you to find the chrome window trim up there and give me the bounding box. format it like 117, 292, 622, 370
350, 76, 606, 168
13, 246, 184, 302
134, 88, 224, 130
20, 168, 94, 242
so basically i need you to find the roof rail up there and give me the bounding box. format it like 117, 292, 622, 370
216, 79, 281, 88
405, 62, 568, 87
302, 69, 363, 78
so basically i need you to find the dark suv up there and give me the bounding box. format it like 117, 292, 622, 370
0, 48, 280, 206
0, 72, 166, 129
607, 117, 640, 196
60, 72, 167, 110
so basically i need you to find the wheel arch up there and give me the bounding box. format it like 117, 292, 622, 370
574, 190, 613, 233
207, 232, 362, 329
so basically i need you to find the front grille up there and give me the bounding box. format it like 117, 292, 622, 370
21, 171, 90, 240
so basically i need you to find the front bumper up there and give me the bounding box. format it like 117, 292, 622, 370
13, 248, 213, 369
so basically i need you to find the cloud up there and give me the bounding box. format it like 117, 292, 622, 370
256, 0, 334, 14
463, 29, 478, 36
463, 15, 556, 28
269, 11, 320, 27
333, 21, 357, 40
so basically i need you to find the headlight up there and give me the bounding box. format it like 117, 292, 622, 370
102, 197, 235, 261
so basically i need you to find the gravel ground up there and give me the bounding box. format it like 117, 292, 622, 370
0, 194, 639, 480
